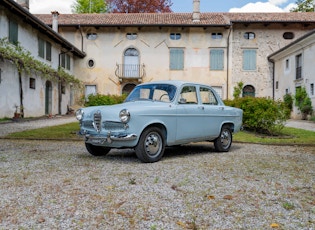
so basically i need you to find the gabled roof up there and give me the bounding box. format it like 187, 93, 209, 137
1, 0, 85, 58
34, 12, 315, 28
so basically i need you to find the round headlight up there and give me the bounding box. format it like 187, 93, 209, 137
119, 109, 130, 123
75, 109, 84, 121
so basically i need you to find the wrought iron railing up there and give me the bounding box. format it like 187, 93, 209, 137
115, 64, 145, 81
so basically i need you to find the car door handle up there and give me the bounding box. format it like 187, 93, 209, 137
198, 106, 205, 110
219, 107, 224, 110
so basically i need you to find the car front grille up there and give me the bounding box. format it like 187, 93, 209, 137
93, 111, 102, 132
104, 121, 126, 130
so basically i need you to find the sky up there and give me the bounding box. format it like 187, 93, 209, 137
29, 0, 297, 14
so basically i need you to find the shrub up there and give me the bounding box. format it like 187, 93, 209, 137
294, 87, 313, 120
85, 94, 127, 107
224, 97, 289, 135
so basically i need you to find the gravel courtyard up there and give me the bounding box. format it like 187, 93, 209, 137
0, 139, 314, 229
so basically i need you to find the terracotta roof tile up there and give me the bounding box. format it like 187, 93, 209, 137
34, 12, 315, 27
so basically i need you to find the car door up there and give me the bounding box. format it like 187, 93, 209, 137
175, 85, 206, 141
199, 86, 226, 138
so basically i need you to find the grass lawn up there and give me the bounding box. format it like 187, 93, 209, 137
5, 122, 315, 145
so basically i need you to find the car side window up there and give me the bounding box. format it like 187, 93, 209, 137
179, 86, 198, 104
200, 87, 218, 105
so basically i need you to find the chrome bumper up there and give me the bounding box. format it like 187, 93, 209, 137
79, 131, 137, 145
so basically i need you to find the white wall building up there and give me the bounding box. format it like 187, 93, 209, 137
269, 29, 315, 119
0, 0, 85, 118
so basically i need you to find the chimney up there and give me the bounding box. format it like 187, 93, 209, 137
16, 0, 29, 10
52, 11, 59, 33
193, 0, 200, 22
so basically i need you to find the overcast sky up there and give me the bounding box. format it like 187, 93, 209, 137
29, 0, 297, 14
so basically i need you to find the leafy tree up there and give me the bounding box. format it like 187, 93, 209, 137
107, 0, 173, 13
290, 0, 314, 12
294, 87, 313, 119
72, 0, 107, 13
233, 82, 244, 99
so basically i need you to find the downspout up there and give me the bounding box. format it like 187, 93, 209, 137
226, 24, 232, 99
268, 58, 275, 100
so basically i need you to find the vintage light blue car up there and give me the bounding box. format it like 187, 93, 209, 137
76, 81, 243, 163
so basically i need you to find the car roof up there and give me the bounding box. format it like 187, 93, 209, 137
139, 80, 207, 88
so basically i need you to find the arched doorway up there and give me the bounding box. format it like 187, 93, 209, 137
243, 85, 255, 97
124, 48, 139, 78
122, 83, 136, 95
45, 81, 52, 115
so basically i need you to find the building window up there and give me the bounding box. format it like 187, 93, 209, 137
170, 48, 184, 70
244, 32, 255, 40
29, 78, 36, 89
85, 85, 97, 101
126, 33, 138, 40
311, 83, 314, 96
285, 59, 289, 69
60, 53, 71, 70
87, 59, 95, 68
9, 19, 18, 45
170, 33, 181, 40
243, 49, 257, 71
86, 33, 97, 40
38, 38, 52, 61
243, 85, 255, 97
211, 32, 223, 39
283, 32, 294, 39
210, 49, 224, 70
296, 54, 302, 80
276, 81, 279, 90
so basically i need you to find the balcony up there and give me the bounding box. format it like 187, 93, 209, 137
115, 64, 145, 82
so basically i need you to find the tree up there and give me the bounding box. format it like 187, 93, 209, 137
107, 0, 173, 13
72, 0, 107, 13
290, 0, 314, 12
294, 87, 313, 119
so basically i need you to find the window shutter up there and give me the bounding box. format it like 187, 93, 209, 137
210, 49, 224, 70
46, 41, 51, 61
9, 20, 18, 44
170, 48, 184, 70
243, 49, 256, 70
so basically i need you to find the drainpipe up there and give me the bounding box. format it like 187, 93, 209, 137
268, 58, 275, 100
192, 0, 200, 22
226, 24, 232, 99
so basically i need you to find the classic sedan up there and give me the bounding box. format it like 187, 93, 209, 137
76, 81, 243, 163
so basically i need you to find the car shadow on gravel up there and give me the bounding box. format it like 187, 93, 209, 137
76, 142, 243, 163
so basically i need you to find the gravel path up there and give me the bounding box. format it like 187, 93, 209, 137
0, 140, 314, 229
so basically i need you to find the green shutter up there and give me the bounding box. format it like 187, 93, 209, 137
170, 48, 184, 70
210, 49, 224, 70
38, 38, 45, 58
9, 20, 18, 45
46, 41, 51, 61
66, 54, 71, 70
243, 49, 256, 70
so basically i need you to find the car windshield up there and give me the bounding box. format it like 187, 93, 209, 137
125, 84, 177, 102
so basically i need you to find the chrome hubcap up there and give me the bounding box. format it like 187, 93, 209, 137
221, 130, 231, 148
145, 132, 162, 157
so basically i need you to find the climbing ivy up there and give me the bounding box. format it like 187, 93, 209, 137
0, 38, 82, 87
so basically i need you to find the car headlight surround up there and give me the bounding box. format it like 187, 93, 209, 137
75, 109, 84, 121
119, 109, 130, 123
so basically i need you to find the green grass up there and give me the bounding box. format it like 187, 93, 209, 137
5, 122, 315, 145
7, 122, 80, 139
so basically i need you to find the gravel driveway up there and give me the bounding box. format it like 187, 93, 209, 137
0, 139, 314, 229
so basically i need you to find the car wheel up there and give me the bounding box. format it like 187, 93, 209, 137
214, 125, 232, 152
135, 127, 165, 163
85, 143, 111, 156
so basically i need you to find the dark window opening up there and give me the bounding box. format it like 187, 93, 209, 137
170, 33, 181, 40
88, 59, 95, 68
244, 32, 255, 40
30, 78, 35, 89
283, 32, 294, 39
211, 32, 223, 39
87, 33, 97, 40
126, 33, 138, 40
